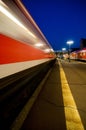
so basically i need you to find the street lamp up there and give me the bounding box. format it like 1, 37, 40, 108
62, 48, 66, 51
62, 48, 66, 59
66, 40, 74, 62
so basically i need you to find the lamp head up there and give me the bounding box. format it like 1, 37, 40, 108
66, 40, 74, 45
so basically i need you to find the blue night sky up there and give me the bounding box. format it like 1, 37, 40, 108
22, 0, 86, 51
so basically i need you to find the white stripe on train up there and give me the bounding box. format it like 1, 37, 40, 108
0, 58, 52, 79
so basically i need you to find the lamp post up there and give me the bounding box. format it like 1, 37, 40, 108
66, 40, 74, 62
62, 48, 66, 59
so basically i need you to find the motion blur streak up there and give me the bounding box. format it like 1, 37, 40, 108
0, 1, 36, 38
0, 0, 56, 79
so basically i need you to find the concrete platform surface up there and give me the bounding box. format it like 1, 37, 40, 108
21, 62, 67, 130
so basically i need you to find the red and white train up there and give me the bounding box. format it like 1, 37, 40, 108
0, 0, 56, 79
70, 48, 86, 61
0, 1, 56, 129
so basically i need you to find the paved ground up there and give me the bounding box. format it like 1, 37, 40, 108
21, 61, 67, 130
20, 60, 86, 130
61, 60, 86, 130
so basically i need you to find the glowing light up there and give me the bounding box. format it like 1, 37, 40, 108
62, 48, 66, 51
50, 49, 54, 52
0, 2, 36, 39
44, 48, 54, 52
66, 40, 74, 45
35, 43, 43, 47
44, 49, 51, 52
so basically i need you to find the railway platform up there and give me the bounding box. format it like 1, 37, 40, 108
20, 61, 66, 130
11, 60, 85, 130
11, 60, 66, 130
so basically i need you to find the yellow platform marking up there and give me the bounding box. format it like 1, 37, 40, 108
59, 61, 85, 130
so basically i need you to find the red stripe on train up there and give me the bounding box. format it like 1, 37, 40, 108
0, 34, 51, 64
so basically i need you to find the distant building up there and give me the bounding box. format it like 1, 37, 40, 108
80, 38, 86, 49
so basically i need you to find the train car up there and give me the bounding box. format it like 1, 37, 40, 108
77, 48, 86, 61
0, 0, 56, 79
70, 50, 78, 60
0, 0, 56, 129
70, 48, 86, 61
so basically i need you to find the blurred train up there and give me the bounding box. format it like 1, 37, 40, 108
70, 48, 86, 61
0, 1, 56, 129
0, 0, 56, 79
62, 48, 86, 61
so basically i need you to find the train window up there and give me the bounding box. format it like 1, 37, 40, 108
83, 52, 85, 56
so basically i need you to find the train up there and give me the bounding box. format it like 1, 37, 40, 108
62, 48, 86, 61
0, 0, 56, 79
0, 0, 56, 129
70, 48, 86, 61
